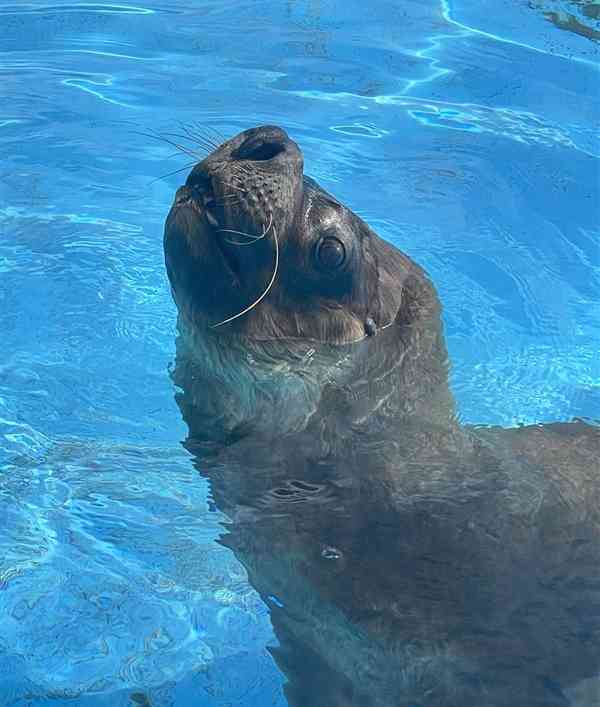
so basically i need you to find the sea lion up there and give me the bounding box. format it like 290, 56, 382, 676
164, 125, 600, 706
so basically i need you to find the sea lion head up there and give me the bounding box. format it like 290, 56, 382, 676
164, 125, 453, 439
164, 124, 426, 342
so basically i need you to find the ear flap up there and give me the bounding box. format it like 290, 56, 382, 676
394, 270, 441, 328
359, 225, 383, 326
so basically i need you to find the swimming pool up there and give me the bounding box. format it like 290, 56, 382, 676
0, 1, 598, 705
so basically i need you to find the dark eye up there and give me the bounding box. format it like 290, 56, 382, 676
316, 236, 346, 270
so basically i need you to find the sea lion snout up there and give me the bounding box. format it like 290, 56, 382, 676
185, 124, 303, 192
178, 124, 304, 244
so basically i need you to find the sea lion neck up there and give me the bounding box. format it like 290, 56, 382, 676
171, 310, 456, 448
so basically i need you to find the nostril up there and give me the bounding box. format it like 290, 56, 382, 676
233, 138, 285, 162
248, 141, 284, 161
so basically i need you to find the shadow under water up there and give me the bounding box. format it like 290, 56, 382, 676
533, 0, 600, 42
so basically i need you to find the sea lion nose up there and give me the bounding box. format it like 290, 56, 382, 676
232, 125, 302, 168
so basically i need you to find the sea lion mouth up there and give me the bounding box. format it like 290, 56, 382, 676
169, 173, 249, 286
172, 173, 221, 230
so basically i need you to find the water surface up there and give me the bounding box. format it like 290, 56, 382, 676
0, 1, 598, 705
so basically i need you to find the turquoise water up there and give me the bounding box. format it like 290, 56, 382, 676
0, 1, 599, 705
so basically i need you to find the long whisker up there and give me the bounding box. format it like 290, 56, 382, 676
191, 121, 227, 147
178, 125, 244, 181
185, 121, 222, 148
158, 133, 212, 159
211, 226, 279, 328
262, 213, 274, 237
219, 214, 273, 246
177, 124, 221, 156
221, 231, 263, 246
134, 129, 204, 162
148, 162, 197, 186
186, 124, 254, 179
223, 237, 259, 246
204, 123, 228, 143
218, 228, 257, 237
165, 151, 188, 160
177, 123, 251, 181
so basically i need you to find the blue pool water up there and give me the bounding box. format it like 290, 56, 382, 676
0, 1, 598, 705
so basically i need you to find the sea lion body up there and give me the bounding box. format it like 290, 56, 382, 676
164, 126, 600, 706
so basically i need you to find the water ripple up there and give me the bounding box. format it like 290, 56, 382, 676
289, 90, 599, 157
0, 441, 276, 699
442, 0, 600, 67
0, 3, 156, 16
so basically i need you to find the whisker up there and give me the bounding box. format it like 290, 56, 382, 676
262, 213, 273, 237
218, 228, 263, 243
217, 214, 273, 246
155, 133, 210, 160
232, 163, 253, 179
177, 123, 221, 155
165, 151, 188, 160
178, 122, 231, 162
147, 126, 206, 155
223, 236, 262, 246
211, 226, 279, 328
160, 130, 213, 153
223, 238, 253, 246
190, 121, 226, 147
135, 129, 204, 161
178, 123, 252, 181
132, 125, 216, 160
190, 126, 254, 178
223, 163, 251, 181
220, 180, 247, 193
204, 123, 228, 143
148, 162, 197, 186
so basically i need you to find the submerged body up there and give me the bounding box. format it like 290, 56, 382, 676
164, 126, 600, 706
